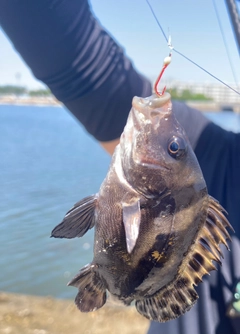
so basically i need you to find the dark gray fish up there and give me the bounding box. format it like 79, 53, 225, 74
51, 93, 233, 322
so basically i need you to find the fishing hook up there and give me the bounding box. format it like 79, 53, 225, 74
154, 34, 173, 97
154, 53, 172, 97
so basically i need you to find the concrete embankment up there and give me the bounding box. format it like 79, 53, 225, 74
0, 292, 149, 334
0, 95, 61, 107
1, 95, 239, 112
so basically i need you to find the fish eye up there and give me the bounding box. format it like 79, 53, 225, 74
168, 136, 187, 159
169, 141, 179, 153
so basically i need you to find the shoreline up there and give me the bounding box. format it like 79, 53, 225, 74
0, 95, 61, 107
0, 291, 149, 334
0, 96, 239, 113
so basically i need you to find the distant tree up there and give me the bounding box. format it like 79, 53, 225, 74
169, 87, 212, 101
28, 89, 52, 96
169, 88, 180, 100
0, 85, 27, 95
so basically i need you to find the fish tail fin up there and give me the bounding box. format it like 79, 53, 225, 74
68, 263, 106, 312
135, 277, 198, 322
51, 195, 97, 239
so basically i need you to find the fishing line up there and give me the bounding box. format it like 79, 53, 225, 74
145, 0, 168, 43
173, 49, 240, 95
145, 0, 240, 96
212, 0, 239, 88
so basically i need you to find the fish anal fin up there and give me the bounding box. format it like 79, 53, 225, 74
176, 194, 232, 293
202, 225, 224, 259
136, 195, 233, 322
135, 277, 198, 322
208, 196, 234, 232
68, 264, 106, 312
205, 218, 229, 249
51, 195, 97, 239
122, 197, 141, 254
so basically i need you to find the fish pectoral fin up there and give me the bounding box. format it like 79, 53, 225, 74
68, 263, 106, 312
122, 197, 141, 254
135, 278, 198, 322
51, 195, 97, 238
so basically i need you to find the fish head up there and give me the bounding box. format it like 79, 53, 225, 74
120, 93, 205, 197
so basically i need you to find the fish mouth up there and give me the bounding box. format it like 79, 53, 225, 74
132, 93, 171, 112
131, 93, 172, 132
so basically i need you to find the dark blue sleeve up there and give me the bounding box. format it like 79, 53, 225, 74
195, 122, 240, 236
0, 0, 151, 141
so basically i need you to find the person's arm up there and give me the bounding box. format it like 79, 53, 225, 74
100, 139, 120, 155
0, 0, 151, 154
0, 0, 211, 156
172, 101, 210, 150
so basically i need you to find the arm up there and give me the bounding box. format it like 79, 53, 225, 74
0, 1, 211, 155
0, 0, 151, 154
172, 101, 210, 150
0, 1, 218, 158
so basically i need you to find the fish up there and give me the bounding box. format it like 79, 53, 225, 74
51, 92, 233, 322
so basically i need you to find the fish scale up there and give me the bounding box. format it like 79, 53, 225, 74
51, 92, 233, 322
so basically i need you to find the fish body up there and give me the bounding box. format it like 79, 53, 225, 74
51, 93, 232, 322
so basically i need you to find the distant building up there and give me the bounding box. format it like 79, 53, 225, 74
168, 81, 240, 105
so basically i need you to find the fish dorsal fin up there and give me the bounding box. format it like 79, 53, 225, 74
122, 197, 141, 254
51, 195, 97, 239
135, 195, 233, 322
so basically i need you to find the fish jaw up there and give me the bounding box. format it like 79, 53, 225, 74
131, 92, 172, 120
120, 93, 172, 168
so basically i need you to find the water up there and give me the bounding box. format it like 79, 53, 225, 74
0, 104, 110, 299
0, 104, 239, 299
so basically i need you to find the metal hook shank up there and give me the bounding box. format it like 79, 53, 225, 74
154, 55, 172, 97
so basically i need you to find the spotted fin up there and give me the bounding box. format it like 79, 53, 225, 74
51, 195, 97, 238
68, 263, 106, 312
122, 198, 141, 253
136, 195, 233, 322
136, 277, 198, 322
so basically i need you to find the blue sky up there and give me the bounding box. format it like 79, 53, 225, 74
0, 0, 239, 89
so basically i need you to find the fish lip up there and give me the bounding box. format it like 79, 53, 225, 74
131, 94, 172, 131
132, 93, 171, 111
